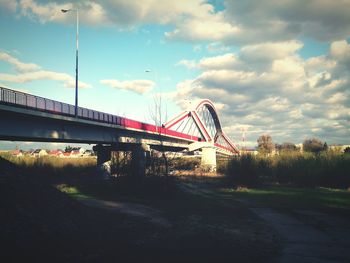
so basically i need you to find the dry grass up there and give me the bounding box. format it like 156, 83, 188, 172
225, 152, 350, 188
0, 152, 96, 167
0, 152, 96, 178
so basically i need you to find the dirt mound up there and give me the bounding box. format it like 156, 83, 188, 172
0, 174, 158, 262
0, 156, 21, 176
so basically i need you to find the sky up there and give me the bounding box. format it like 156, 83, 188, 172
0, 0, 349, 150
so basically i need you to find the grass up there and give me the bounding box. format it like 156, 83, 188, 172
0, 152, 96, 167
55, 184, 92, 199
0, 152, 97, 178
219, 186, 350, 214
0, 154, 281, 262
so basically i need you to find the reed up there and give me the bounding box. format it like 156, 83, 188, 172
225, 152, 350, 188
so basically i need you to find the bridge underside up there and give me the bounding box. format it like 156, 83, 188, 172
0, 104, 189, 149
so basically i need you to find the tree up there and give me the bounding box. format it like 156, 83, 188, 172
257, 134, 274, 155
65, 145, 73, 152
303, 138, 325, 153
323, 142, 328, 151
344, 147, 350, 154
280, 142, 298, 152
149, 93, 169, 176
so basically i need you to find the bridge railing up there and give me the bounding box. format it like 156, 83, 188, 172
0, 86, 121, 125
0, 87, 203, 142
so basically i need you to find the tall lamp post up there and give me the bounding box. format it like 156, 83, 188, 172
61, 8, 79, 117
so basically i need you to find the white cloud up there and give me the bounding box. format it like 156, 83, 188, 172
289, 109, 302, 119
176, 59, 197, 69
199, 53, 238, 70
0, 70, 91, 88
305, 56, 336, 76
11, 1, 350, 44
240, 41, 303, 62
330, 40, 350, 59
0, 0, 17, 12
330, 40, 350, 70
165, 12, 240, 42
16, 0, 216, 28
171, 40, 350, 144
325, 92, 347, 104
225, 0, 350, 42
0, 52, 91, 88
18, 0, 108, 25
207, 42, 230, 53
12, 1, 241, 44
0, 52, 40, 72
100, 79, 154, 94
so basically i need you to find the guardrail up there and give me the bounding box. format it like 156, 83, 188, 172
0, 86, 202, 142
0, 86, 123, 125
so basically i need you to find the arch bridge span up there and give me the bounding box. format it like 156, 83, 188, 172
165, 99, 239, 156
0, 87, 239, 174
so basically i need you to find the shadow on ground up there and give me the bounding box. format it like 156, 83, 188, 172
0, 157, 280, 262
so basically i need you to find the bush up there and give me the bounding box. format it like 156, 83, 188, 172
226, 155, 262, 187
224, 152, 350, 188
303, 138, 327, 153
169, 157, 200, 171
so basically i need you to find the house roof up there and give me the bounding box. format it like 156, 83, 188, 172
49, 150, 63, 154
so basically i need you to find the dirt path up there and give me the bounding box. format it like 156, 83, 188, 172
178, 179, 350, 263
78, 197, 172, 227
252, 208, 350, 263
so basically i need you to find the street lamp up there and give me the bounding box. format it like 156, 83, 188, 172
61, 8, 79, 117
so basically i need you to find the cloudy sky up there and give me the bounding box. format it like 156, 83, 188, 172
0, 0, 349, 149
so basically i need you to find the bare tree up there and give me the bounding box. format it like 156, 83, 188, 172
276, 142, 298, 153
303, 138, 326, 153
149, 93, 169, 176
257, 134, 275, 155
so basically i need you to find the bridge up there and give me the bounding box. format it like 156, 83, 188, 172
0, 87, 239, 175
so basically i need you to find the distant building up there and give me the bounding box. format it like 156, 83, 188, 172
62, 152, 71, 157
329, 145, 350, 153
296, 143, 303, 152
11, 149, 23, 157
242, 148, 258, 155
63, 147, 86, 158
31, 149, 47, 157
70, 149, 82, 157
48, 150, 63, 157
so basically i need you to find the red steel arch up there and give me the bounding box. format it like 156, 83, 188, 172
165, 99, 239, 155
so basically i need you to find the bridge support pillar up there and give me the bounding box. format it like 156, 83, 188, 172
93, 144, 112, 178
131, 144, 150, 177
201, 147, 216, 172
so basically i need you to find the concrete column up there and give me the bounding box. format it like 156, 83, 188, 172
93, 144, 112, 178
131, 144, 150, 177
201, 147, 216, 172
